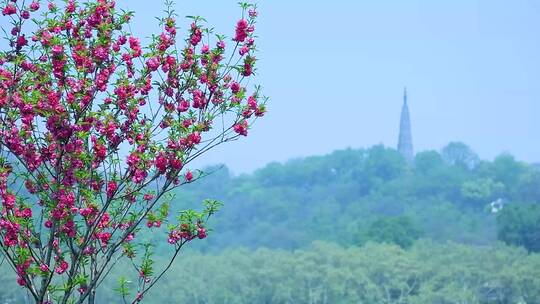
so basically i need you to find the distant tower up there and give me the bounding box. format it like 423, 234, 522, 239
398, 87, 414, 163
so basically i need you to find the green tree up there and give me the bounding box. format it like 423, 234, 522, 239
442, 142, 479, 169
364, 145, 407, 181
361, 216, 423, 249
461, 178, 505, 208
414, 150, 444, 174
497, 203, 540, 252
516, 168, 540, 203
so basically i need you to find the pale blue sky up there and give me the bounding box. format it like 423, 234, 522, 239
115, 0, 540, 173
8, 1, 540, 174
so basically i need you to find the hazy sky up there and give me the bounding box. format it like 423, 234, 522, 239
121, 0, 540, 173
12, 1, 540, 174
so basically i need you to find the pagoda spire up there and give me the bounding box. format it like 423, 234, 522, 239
398, 87, 414, 163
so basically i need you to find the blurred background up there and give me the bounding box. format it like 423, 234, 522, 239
1, 0, 540, 303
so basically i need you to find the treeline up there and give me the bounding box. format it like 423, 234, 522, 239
98, 241, 539, 304
3, 241, 540, 304
175, 142, 540, 251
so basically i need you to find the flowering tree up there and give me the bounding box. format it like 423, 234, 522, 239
0, 0, 265, 303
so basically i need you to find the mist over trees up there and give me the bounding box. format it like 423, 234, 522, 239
173, 142, 540, 252
2, 142, 539, 303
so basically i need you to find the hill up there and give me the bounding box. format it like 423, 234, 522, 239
173, 142, 540, 251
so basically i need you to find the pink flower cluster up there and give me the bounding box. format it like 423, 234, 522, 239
168, 222, 206, 244
2, 4, 16, 16
234, 19, 249, 42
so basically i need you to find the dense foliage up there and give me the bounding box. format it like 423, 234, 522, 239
3, 241, 540, 304
175, 143, 540, 251
359, 215, 422, 249
497, 203, 540, 252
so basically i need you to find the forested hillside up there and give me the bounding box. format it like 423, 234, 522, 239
176, 142, 540, 251
2, 143, 539, 303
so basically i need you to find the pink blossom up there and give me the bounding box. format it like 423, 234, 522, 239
11, 26, 19, 36
133, 169, 147, 184
17, 277, 26, 286
239, 45, 249, 56
146, 56, 160, 71
190, 23, 202, 46
168, 230, 182, 244
234, 19, 249, 42
230, 82, 241, 94
97, 232, 111, 246
51, 45, 64, 57
177, 99, 189, 112
188, 132, 201, 145
40, 264, 49, 273
182, 119, 192, 128
65, 0, 75, 13
3, 193, 15, 209
106, 181, 117, 198
16, 35, 28, 48
170, 158, 183, 170
158, 33, 172, 51
117, 35, 127, 45
3, 233, 18, 247
93, 45, 109, 62
127, 153, 140, 167
233, 121, 248, 136
243, 63, 253, 76
93, 142, 106, 161
201, 44, 209, 54
192, 89, 206, 108
2, 4, 16, 16
248, 95, 258, 109
29, 2, 40, 11
55, 261, 69, 274
185, 170, 193, 182
21, 208, 32, 218
155, 153, 167, 174
79, 208, 93, 218
129, 37, 141, 57
197, 227, 207, 239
